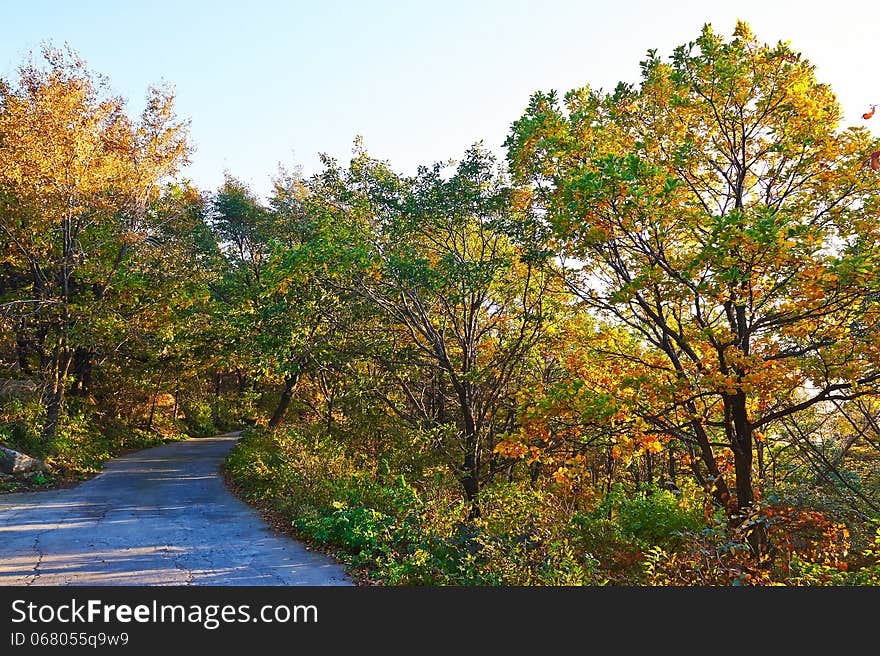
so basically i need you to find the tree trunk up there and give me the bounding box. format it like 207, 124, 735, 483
449, 375, 481, 519
691, 417, 733, 510
147, 393, 158, 431
606, 444, 615, 519
15, 319, 31, 373
756, 438, 765, 483
70, 348, 92, 396
147, 368, 168, 431
461, 445, 481, 519
173, 380, 180, 420
729, 392, 754, 510
268, 373, 298, 428
460, 410, 481, 518
606, 444, 614, 495
41, 348, 72, 444
729, 391, 768, 554
44, 210, 76, 444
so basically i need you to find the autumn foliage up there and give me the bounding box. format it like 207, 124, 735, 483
3, 25, 880, 584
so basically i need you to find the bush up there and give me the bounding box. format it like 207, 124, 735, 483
226, 427, 602, 585
227, 428, 880, 586
0, 396, 46, 457
787, 524, 880, 585
613, 487, 705, 547
573, 484, 704, 551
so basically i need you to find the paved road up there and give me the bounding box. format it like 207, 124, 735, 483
0, 435, 351, 586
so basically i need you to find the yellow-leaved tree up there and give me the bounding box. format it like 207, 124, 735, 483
506, 22, 880, 550
0, 46, 189, 442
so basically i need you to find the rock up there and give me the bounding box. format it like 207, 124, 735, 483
0, 446, 46, 474
0, 379, 38, 400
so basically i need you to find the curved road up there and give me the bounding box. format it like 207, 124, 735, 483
0, 435, 351, 586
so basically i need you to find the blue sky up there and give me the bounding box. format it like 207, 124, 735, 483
2, 1, 877, 197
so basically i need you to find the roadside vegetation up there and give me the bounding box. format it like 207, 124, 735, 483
3, 24, 880, 583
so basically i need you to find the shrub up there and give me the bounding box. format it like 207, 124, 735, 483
226, 427, 602, 585
787, 524, 880, 585
227, 427, 880, 586
0, 396, 46, 457
613, 487, 704, 547
574, 484, 704, 551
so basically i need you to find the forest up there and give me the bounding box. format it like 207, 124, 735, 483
2, 23, 879, 585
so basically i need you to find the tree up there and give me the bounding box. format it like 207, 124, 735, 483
210, 175, 272, 288
305, 143, 555, 516
0, 46, 189, 443
104, 182, 218, 431
506, 22, 880, 544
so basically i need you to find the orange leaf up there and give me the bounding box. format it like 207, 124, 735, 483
864, 106, 876, 120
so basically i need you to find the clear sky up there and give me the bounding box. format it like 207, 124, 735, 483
1, 0, 877, 197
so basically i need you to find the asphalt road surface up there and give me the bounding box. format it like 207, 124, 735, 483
0, 435, 352, 586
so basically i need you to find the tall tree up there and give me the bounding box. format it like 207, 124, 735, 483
506, 23, 880, 543
210, 174, 272, 288
0, 46, 189, 442
307, 143, 555, 515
